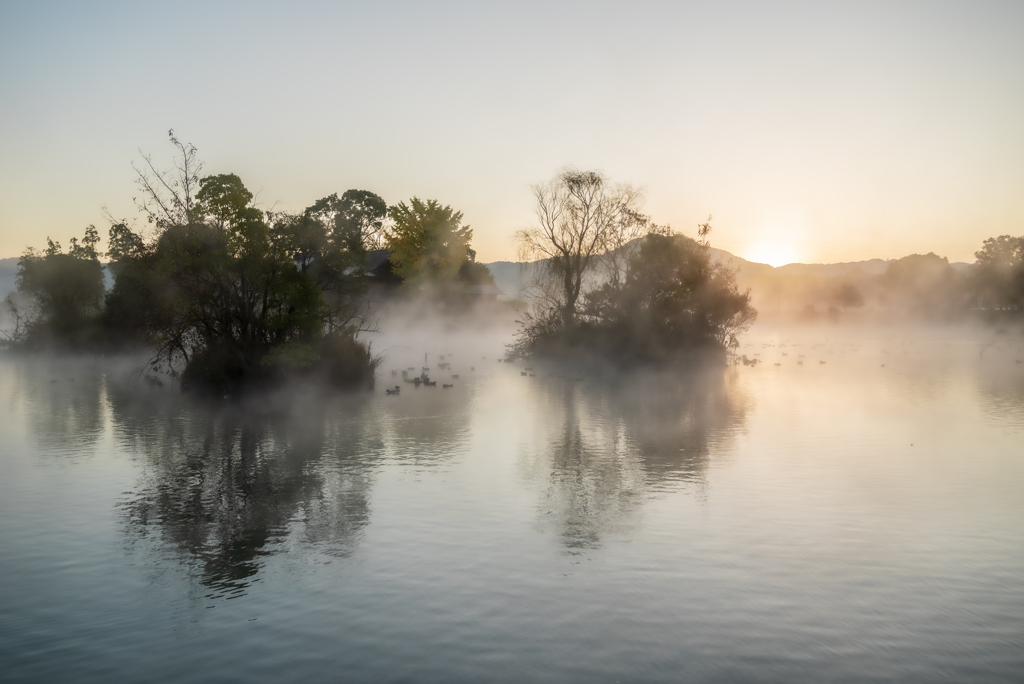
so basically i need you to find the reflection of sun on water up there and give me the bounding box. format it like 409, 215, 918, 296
744, 242, 800, 268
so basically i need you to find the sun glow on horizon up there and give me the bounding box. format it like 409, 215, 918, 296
742, 241, 802, 268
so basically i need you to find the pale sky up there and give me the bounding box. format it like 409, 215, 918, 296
1, 0, 1022, 266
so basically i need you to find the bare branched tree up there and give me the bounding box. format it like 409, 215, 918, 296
132, 129, 203, 228
515, 168, 644, 328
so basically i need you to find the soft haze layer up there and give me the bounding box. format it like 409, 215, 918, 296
1, 0, 1022, 265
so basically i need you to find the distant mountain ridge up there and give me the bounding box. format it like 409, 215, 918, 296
0, 252, 974, 304
482, 248, 971, 301
707, 248, 969, 276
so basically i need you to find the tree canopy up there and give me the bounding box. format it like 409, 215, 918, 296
973, 235, 1024, 311
385, 198, 474, 287
830, 282, 865, 311
9, 226, 106, 347
880, 252, 965, 318
337, 189, 389, 252
98, 133, 379, 390
516, 168, 647, 328
511, 172, 755, 363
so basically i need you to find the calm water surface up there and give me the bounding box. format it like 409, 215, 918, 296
1, 325, 1023, 683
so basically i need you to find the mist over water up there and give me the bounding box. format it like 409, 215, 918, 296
1, 320, 1023, 683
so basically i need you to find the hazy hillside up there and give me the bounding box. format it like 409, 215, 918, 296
484, 247, 777, 300
483, 245, 975, 317
483, 249, 947, 293
774, 258, 893, 277
481, 261, 542, 300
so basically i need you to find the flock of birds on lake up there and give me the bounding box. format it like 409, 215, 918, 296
30, 336, 1024, 396
382, 352, 585, 396
735, 337, 1024, 371
379, 337, 1024, 398
43, 337, 1023, 394
385, 353, 469, 395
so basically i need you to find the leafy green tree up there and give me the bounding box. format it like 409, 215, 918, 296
385, 198, 473, 287
337, 189, 388, 251
830, 282, 865, 311
293, 189, 387, 256
106, 222, 147, 265
195, 173, 259, 229
129, 176, 326, 385
12, 226, 106, 347
68, 224, 101, 261
584, 232, 756, 354
513, 224, 755, 362
457, 253, 496, 285
104, 136, 377, 391
973, 235, 1024, 311
102, 238, 170, 350
276, 190, 385, 332
882, 252, 964, 318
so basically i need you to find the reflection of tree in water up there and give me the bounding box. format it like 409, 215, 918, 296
380, 386, 475, 465
525, 368, 748, 549
606, 369, 746, 484
110, 388, 383, 594
7, 359, 106, 456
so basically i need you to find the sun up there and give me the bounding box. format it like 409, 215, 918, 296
743, 241, 800, 268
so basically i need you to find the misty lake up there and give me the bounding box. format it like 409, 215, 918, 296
1, 323, 1023, 683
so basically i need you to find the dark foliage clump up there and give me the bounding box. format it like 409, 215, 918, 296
312, 330, 380, 388
510, 169, 754, 366
180, 341, 250, 392
180, 329, 379, 394
512, 232, 756, 365
879, 252, 967, 320
4, 133, 381, 393
2, 227, 108, 351
972, 235, 1024, 314
106, 165, 379, 392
